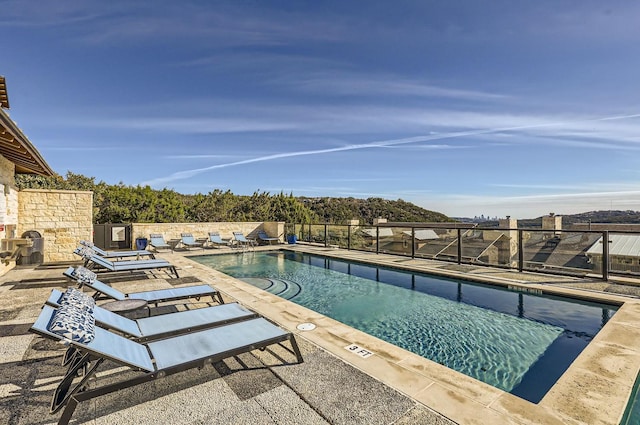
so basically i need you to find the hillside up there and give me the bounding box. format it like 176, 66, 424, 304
300, 197, 452, 224
15, 172, 452, 224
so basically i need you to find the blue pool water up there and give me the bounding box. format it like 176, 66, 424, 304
621, 373, 640, 425
193, 251, 617, 403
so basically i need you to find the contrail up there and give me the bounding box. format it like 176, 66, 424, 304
142, 112, 640, 186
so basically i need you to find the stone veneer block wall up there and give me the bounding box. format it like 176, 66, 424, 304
0, 155, 17, 275
18, 190, 93, 263
132, 221, 285, 248
0, 155, 18, 235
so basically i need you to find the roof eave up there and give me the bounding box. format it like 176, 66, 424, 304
0, 108, 54, 176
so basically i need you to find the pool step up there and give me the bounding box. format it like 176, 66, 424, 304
241, 277, 302, 300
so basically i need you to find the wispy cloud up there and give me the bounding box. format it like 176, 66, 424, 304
78, 117, 299, 134
274, 72, 510, 101
0, 0, 108, 28
43, 146, 126, 151
142, 112, 640, 187
4, 1, 346, 46
164, 154, 234, 159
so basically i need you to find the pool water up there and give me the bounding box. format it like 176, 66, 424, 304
193, 251, 617, 403
621, 373, 640, 425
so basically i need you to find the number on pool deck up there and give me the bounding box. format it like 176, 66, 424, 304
345, 344, 374, 358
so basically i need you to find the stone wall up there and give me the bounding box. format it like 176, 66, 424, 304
18, 190, 93, 263
0, 155, 17, 275
131, 221, 285, 248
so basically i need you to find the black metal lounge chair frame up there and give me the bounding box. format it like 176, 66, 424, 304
179, 232, 204, 250
31, 306, 303, 425
148, 233, 173, 252
47, 289, 254, 342
79, 240, 156, 260
232, 232, 256, 251
257, 231, 280, 245
63, 266, 223, 305
82, 254, 180, 278
204, 232, 231, 248
46, 288, 255, 386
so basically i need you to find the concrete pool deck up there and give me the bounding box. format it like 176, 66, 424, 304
2, 245, 640, 424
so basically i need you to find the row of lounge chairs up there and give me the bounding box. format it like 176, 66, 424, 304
149, 231, 281, 252
29, 243, 303, 425
74, 242, 179, 278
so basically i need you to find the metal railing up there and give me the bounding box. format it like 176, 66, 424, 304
287, 223, 640, 281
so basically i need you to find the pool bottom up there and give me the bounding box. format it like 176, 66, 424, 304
243, 276, 563, 394
193, 251, 619, 404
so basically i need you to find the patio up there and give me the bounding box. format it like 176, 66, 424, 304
0, 248, 453, 425
2, 244, 640, 424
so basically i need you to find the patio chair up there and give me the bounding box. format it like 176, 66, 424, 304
79, 240, 155, 260
180, 232, 204, 250
73, 246, 155, 266
257, 230, 280, 245
30, 304, 303, 425
232, 231, 256, 250
148, 233, 172, 252
64, 266, 223, 305
204, 231, 231, 249
47, 288, 254, 341
80, 253, 180, 278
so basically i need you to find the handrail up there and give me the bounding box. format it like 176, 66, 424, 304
289, 223, 638, 282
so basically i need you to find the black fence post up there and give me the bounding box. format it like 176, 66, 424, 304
347, 225, 351, 250
457, 228, 462, 264
602, 230, 609, 281
518, 229, 524, 272
411, 228, 415, 259
324, 224, 328, 247
376, 226, 380, 254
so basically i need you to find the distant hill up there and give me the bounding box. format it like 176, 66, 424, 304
517, 210, 640, 228
299, 197, 453, 225
455, 210, 640, 228
561, 210, 640, 224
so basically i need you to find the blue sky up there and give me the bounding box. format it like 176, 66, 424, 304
2, 1, 640, 219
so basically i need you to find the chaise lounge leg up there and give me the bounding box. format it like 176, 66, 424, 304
51, 356, 103, 414
57, 397, 79, 425
290, 337, 304, 364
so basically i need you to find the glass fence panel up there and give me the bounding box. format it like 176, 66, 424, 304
293, 224, 305, 242
287, 223, 640, 280
522, 231, 596, 276
461, 228, 518, 268
327, 225, 349, 248
601, 233, 640, 276
412, 228, 456, 261
373, 227, 412, 256
358, 225, 384, 252
307, 224, 326, 245
349, 225, 375, 252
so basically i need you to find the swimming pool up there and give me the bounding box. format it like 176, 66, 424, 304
192, 250, 617, 403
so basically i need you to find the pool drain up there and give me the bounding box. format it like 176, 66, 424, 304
297, 322, 316, 331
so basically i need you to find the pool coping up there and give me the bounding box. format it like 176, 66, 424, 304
174, 246, 640, 425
